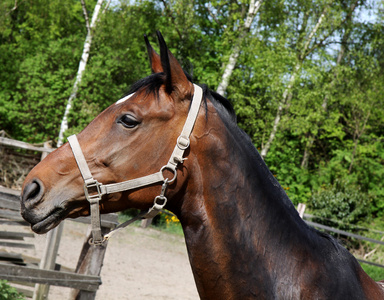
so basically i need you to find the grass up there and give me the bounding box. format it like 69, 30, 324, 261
360, 263, 384, 281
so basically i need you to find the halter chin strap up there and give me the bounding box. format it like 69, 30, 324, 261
68, 84, 203, 245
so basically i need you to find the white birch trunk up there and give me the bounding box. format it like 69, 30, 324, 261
300, 42, 345, 167
260, 9, 326, 158
260, 62, 300, 158
216, 0, 263, 96
300, 2, 357, 168
57, 0, 105, 147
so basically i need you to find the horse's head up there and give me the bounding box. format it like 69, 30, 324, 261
20, 32, 200, 235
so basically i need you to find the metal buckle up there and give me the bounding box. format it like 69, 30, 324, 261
84, 179, 102, 203
88, 236, 107, 246
177, 135, 190, 150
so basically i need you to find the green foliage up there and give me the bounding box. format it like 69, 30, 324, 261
265, 134, 312, 205
0, 280, 25, 300
360, 264, 384, 282
309, 180, 371, 230
9, 37, 82, 141
0, 0, 85, 142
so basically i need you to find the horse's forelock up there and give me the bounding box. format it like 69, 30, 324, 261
127, 73, 165, 100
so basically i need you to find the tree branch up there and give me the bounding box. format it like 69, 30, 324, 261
81, 0, 91, 34
260, 61, 301, 158
5, 0, 18, 15
102, 0, 112, 14
296, 10, 310, 51
160, 0, 182, 40
244, 0, 263, 29
206, 4, 223, 29
216, 0, 263, 95
348, 108, 371, 173
300, 6, 328, 60
57, 0, 105, 147
11, 0, 18, 11
304, 0, 359, 58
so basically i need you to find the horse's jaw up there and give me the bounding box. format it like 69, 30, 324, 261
22, 204, 67, 234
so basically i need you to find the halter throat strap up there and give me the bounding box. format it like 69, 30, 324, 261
68, 84, 203, 245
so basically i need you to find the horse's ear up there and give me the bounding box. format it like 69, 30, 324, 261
156, 31, 193, 99
144, 34, 163, 73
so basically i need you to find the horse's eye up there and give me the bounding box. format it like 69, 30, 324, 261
119, 115, 140, 128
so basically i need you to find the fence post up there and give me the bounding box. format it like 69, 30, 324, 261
297, 203, 306, 219
141, 218, 153, 228
33, 142, 65, 300
40, 141, 51, 160
71, 226, 109, 300
33, 223, 65, 300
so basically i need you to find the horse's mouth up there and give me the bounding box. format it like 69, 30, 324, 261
29, 207, 67, 234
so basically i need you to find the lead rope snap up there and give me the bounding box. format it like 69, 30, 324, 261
145, 179, 169, 219
152, 179, 169, 211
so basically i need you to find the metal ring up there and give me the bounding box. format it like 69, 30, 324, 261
160, 166, 177, 184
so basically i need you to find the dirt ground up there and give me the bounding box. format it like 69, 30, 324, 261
23, 220, 199, 299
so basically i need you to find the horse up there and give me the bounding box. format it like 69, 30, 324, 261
21, 32, 384, 299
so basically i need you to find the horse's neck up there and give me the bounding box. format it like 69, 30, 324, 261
181, 117, 308, 248
179, 117, 313, 298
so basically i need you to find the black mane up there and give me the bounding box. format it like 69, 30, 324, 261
127, 73, 237, 122
128, 73, 165, 99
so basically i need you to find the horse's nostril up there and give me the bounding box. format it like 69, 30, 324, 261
22, 180, 42, 203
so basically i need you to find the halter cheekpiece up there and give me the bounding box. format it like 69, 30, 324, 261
68, 84, 203, 245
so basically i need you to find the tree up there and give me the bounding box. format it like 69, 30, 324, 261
300, 0, 360, 169
216, 0, 263, 96
57, 0, 106, 147
260, 1, 343, 158
0, 0, 86, 142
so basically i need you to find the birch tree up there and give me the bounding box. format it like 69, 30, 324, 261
216, 0, 263, 96
259, 5, 330, 158
300, 0, 359, 168
56, 0, 106, 147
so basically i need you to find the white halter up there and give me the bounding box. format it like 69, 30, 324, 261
68, 84, 203, 245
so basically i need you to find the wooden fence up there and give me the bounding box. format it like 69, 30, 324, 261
0, 135, 118, 300
0, 185, 118, 299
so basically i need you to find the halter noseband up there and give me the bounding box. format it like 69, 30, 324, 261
68, 84, 203, 245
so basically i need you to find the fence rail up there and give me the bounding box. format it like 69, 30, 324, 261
0, 137, 54, 153
0, 264, 101, 291
298, 205, 384, 270
305, 220, 384, 247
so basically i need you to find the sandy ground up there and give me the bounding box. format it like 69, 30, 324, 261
15, 220, 199, 299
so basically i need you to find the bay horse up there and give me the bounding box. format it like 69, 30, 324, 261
21, 32, 384, 299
